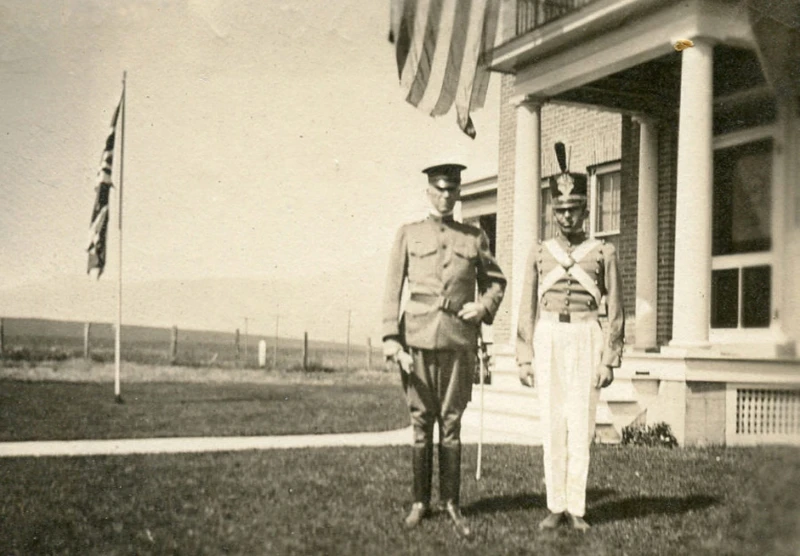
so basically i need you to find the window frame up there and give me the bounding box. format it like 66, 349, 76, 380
709, 124, 778, 339
588, 161, 622, 238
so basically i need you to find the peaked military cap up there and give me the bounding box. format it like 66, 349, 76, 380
423, 163, 466, 189
548, 142, 587, 207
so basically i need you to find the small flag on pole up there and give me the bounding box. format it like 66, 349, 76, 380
390, 0, 500, 138
87, 96, 123, 278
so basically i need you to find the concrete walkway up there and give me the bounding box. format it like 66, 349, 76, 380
0, 405, 539, 458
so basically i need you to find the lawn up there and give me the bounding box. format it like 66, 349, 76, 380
0, 369, 408, 441
1, 362, 799, 554
0, 445, 798, 555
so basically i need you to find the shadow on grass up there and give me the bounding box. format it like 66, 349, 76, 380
467, 488, 617, 516
589, 495, 718, 523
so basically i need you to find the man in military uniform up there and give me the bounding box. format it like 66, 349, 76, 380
383, 163, 506, 538
516, 143, 624, 532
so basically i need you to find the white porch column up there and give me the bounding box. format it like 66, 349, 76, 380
671, 39, 714, 347
510, 97, 542, 345
633, 115, 659, 350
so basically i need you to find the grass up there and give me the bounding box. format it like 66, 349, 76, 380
1, 361, 799, 554
0, 367, 407, 441
0, 445, 798, 555
0, 317, 382, 370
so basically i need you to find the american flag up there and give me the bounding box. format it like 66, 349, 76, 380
87, 96, 122, 278
390, 0, 500, 138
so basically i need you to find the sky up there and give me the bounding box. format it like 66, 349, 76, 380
0, 1, 500, 340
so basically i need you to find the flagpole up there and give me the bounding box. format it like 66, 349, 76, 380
115, 71, 126, 404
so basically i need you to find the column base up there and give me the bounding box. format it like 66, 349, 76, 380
661, 341, 717, 358
628, 345, 659, 354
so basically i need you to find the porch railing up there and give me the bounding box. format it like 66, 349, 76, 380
516, 0, 600, 36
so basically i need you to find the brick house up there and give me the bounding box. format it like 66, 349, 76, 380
459, 0, 800, 446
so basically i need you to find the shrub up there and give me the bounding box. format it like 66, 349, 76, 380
621, 422, 678, 448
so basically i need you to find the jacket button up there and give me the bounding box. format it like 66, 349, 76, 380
565, 299, 570, 306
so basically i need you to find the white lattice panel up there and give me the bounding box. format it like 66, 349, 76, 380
731, 388, 800, 444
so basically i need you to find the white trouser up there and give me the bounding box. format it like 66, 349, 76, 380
534, 315, 602, 517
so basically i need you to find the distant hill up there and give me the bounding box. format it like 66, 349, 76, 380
0, 267, 387, 344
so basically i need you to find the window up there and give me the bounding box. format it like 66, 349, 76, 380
589, 162, 621, 237
540, 185, 556, 240
594, 170, 621, 234
713, 139, 772, 255
478, 214, 497, 256
710, 133, 773, 330
711, 265, 772, 329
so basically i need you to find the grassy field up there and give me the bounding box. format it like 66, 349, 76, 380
0, 360, 406, 440
1, 362, 799, 554
1, 445, 798, 555
0, 316, 382, 370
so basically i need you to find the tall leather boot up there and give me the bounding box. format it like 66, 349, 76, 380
439, 444, 472, 539
405, 443, 432, 528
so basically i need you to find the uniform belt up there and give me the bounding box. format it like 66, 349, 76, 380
410, 293, 463, 314
538, 310, 598, 323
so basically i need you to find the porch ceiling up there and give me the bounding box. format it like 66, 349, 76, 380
547, 45, 767, 119
550, 52, 681, 116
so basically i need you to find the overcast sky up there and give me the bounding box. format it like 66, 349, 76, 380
0, 0, 499, 291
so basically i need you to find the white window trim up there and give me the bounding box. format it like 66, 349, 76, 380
710, 126, 777, 338
589, 161, 621, 238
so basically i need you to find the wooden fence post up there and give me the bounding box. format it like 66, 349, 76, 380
84, 322, 91, 359
170, 326, 178, 364
235, 328, 241, 367
303, 331, 309, 371
366, 337, 372, 371
258, 339, 267, 368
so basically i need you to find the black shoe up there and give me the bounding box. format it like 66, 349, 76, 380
444, 500, 473, 539
566, 513, 591, 532
404, 502, 429, 529
538, 511, 564, 530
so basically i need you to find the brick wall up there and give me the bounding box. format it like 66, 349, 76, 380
618, 116, 639, 345
493, 74, 518, 343
657, 119, 679, 346
540, 104, 621, 174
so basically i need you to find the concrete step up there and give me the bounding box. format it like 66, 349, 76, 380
599, 379, 637, 402
461, 405, 541, 445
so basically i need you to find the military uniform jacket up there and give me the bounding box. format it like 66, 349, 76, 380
516, 233, 625, 368
383, 215, 506, 350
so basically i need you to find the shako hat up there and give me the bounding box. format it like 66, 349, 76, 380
422, 163, 466, 189
548, 142, 587, 207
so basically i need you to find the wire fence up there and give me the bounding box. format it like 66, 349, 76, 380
0, 317, 383, 372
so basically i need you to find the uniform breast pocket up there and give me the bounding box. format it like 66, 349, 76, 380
452, 239, 477, 275
408, 240, 438, 281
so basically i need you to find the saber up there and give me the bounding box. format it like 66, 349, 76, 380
475, 332, 490, 480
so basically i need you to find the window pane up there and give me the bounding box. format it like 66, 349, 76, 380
711, 269, 739, 328
713, 139, 772, 255
478, 214, 497, 256
541, 187, 554, 240
597, 172, 620, 233
742, 265, 771, 328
